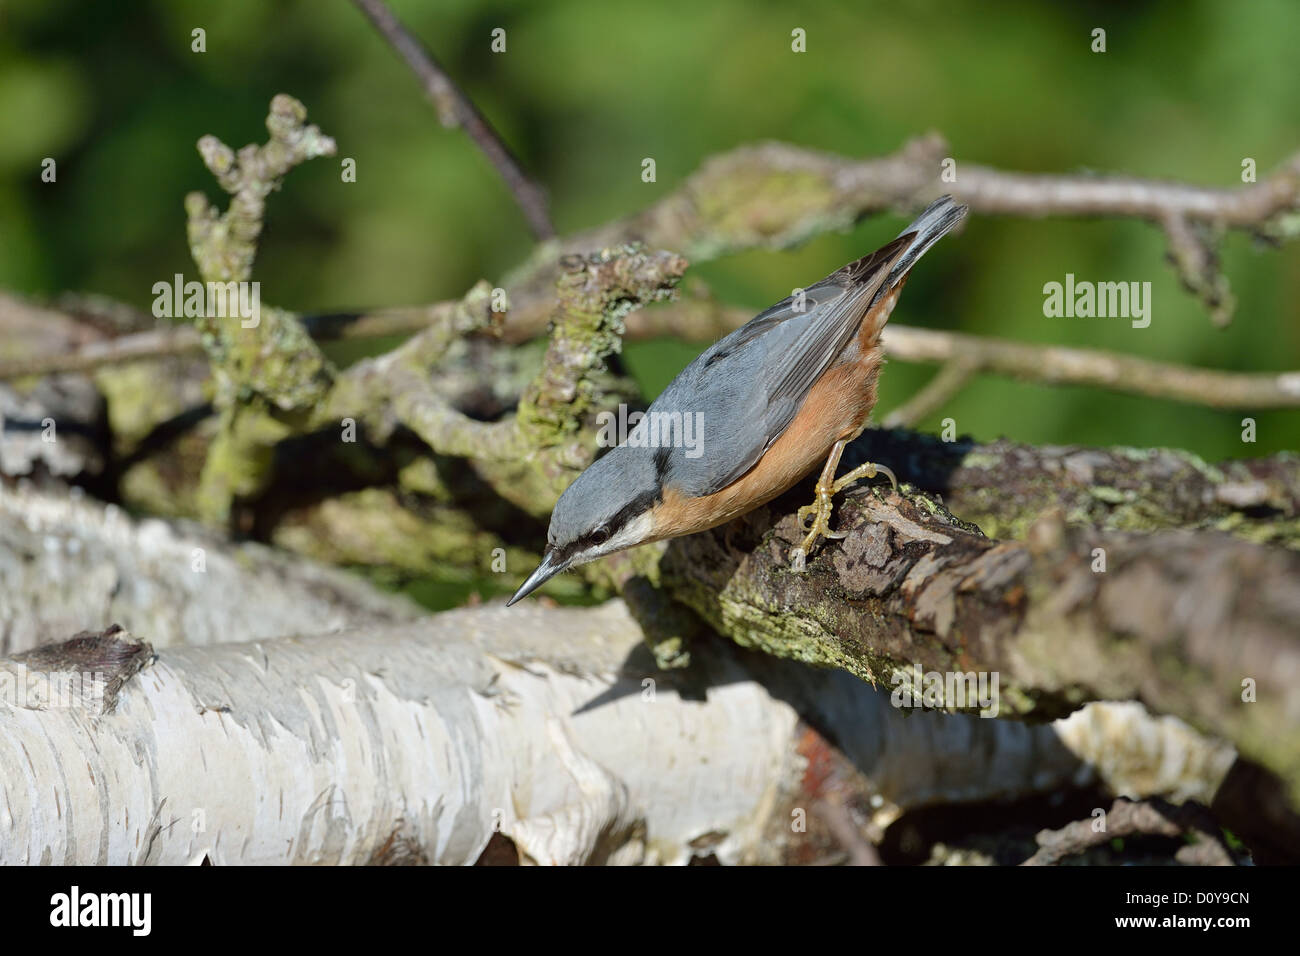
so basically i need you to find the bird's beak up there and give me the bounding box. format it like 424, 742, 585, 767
506, 548, 567, 606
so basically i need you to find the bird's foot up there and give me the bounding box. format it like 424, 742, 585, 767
790, 480, 843, 571
833, 460, 898, 496
789, 461, 897, 572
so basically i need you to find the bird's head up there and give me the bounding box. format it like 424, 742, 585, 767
507, 447, 662, 605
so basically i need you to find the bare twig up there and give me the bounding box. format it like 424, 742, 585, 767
0, 298, 510, 382
350, 0, 554, 239
630, 298, 1300, 410
0, 326, 202, 381
882, 356, 980, 428
1022, 797, 1236, 866
8, 291, 1299, 412
503, 134, 1300, 336
881, 324, 1300, 409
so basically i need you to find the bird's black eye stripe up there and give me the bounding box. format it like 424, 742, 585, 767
570, 489, 661, 555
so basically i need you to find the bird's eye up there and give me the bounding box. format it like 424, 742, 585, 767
591, 526, 611, 546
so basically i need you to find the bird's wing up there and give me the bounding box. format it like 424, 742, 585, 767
647, 236, 909, 498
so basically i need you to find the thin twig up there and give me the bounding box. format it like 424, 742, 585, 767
6, 290, 1298, 411
513, 134, 1300, 336
0, 299, 497, 381
629, 296, 1300, 409
882, 356, 980, 427
0, 326, 202, 380
1022, 797, 1236, 866
350, 0, 555, 240
881, 324, 1300, 409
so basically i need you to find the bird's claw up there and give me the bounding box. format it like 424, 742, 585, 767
834, 461, 897, 495
790, 486, 836, 571
789, 460, 897, 571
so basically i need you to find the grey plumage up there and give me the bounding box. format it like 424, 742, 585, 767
509, 196, 968, 604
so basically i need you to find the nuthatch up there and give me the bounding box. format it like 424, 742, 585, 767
508, 196, 967, 605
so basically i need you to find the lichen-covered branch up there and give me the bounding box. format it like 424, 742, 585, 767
844, 430, 1300, 547
660, 480, 1300, 800
500, 134, 1300, 339
183, 95, 339, 524
318, 246, 687, 521
507, 247, 688, 499
186, 93, 337, 287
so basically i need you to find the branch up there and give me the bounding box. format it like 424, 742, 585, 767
322, 246, 686, 522
0, 325, 201, 381
182, 95, 339, 523
11, 132, 1300, 407
844, 430, 1300, 546
0, 482, 421, 656
0, 295, 512, 382
661, 480, 1300, 801
881, 324, 1300, 410
1023, 797, 1236, 866
881, 356, 979, 428
13, 288, 1298, 414
0, 607, 1242, 865
501, 134, 1300, 338
350, 0, 554, 239
629, 296, 1300, 410
186, 94, 337, 287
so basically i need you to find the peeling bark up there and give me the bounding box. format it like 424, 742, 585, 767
0, 604, 1238, 865
0, 483, 420, 655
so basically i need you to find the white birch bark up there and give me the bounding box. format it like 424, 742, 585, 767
0, 601, 1234, 865
0, 482, 420, 655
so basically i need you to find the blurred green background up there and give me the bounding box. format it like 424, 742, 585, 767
3, 0, 1297, 457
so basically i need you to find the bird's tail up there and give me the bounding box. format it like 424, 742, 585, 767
876, 195, 968, 302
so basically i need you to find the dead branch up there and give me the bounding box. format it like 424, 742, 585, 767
1023, 797, 1236, 866
0, 607, 1237, 865
660, 480, 1300, 799
502, 134, 1300, 337
0, 482, 421, 655
631, 296, 1300, 410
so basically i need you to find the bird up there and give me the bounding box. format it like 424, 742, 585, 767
507, 195, 968, 606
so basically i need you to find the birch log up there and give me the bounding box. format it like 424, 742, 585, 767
0, 482, 421, 654
0, 603, 1235, 865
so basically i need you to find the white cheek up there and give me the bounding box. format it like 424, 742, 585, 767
606, 512, 654, 552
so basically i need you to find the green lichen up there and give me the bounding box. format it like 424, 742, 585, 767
690, 167, 842, 256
